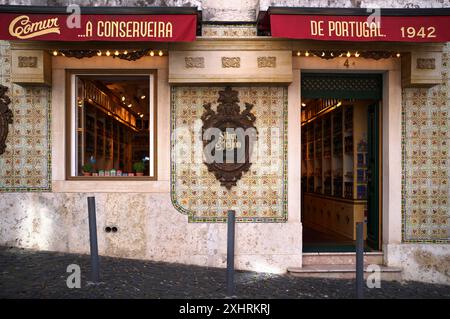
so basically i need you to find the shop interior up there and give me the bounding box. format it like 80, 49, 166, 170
75, 75, 151, 177
301, 73, 382, 252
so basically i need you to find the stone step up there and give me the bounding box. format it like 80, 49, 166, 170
288, 264, 403, 281
302, 252, 384, 266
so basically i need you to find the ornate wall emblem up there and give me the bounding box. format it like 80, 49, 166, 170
18, 56, 38, 68
185, 57, 205, 68
417, 58, 436, 70
0, 85, 13, 155
221, 57, 240, 68
257, 56, 276, 68
201, 87, 257, 190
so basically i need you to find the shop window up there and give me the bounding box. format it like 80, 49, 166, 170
67, 70, 156, 179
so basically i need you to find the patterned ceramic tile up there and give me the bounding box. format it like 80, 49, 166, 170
202, 25, 257, 38
402, 44, 450, 242
0, 41, 51, 192
171, 86, 288, 223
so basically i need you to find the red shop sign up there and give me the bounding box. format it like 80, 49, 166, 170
0, 13, 197, 42
270, 14, 450, 42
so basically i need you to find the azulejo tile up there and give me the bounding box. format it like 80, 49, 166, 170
0, 42, 51, 192
402, 45, 450, 243
171, 86, 288, 223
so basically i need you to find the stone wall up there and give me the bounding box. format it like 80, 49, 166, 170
0, 192, 302, 272
386, 243, 450, 284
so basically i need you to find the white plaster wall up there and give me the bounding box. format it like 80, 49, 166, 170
0, 192, 302, 273
386, 244, 450, 284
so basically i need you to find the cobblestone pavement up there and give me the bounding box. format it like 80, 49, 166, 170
0, 247, 449, 299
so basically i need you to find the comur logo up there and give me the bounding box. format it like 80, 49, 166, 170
8, 15, 60, 39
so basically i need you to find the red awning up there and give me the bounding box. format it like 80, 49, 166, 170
0, 6, 199, 42
259, 7, 450, 42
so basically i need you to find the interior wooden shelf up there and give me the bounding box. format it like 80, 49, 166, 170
301, 100, 371, 240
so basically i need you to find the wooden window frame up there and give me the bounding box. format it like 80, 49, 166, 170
65, 69, 158, 181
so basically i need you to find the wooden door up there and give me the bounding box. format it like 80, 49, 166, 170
366, 103, 380, 250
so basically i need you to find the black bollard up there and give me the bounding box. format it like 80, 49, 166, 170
87, 196, 100, 283
226, 210, 236, 297
355, 222, 364, 299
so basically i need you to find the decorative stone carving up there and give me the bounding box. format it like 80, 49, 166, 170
417, 58, 436, 70
402, 51, 442, 88
0, 85, 13, 156
185, 57, 205, 68
221, 57, 240, 68
201, 86, 257, 190
18, 56, 38, 68
169, 50, 292, 84
11, 50, 51, 85
257, 56, 276, 68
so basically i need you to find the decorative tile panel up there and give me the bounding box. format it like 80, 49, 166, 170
402, 44, 450, 242
0, 41, 51, 192
171, 86, 288, 223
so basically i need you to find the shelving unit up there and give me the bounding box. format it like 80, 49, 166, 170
301, 100, 370, 240
82, 103, 134, 174
77, 79, 150, 176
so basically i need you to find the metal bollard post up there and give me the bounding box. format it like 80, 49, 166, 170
356, 222, 364, 299
87, 196, 100, 283
226, 210, 236, 297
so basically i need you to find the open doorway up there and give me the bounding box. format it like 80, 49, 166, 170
301, 73, 382, 252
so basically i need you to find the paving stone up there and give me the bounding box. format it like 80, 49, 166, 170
0, 246, 449, 299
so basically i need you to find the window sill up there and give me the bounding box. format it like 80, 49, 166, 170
52, 180, 170, 193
